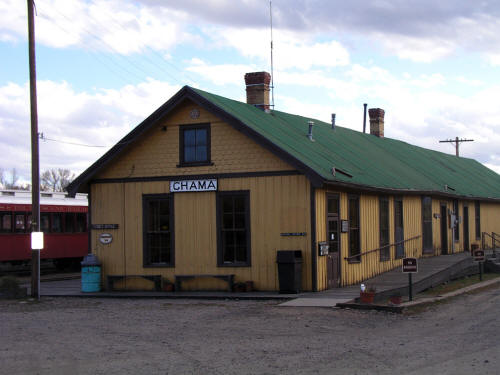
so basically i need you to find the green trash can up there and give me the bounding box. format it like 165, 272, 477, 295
81, 254, 101, 292
276, 250, 302, 293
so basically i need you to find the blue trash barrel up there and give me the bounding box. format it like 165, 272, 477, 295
81, 254, 101, 292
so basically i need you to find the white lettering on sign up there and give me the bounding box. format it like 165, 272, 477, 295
170, 179, 217, 193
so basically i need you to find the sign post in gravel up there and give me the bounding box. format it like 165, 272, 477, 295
402, 258, 418, 301
473, 249, 485, 281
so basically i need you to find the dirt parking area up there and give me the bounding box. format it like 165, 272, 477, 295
1, 285, 499, 375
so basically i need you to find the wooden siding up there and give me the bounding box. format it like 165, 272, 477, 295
313, 191, 483, 289
315, 189, 327, 291
95, 100, 294, 180
90, 175, 311, 291
480, 202, 500, 236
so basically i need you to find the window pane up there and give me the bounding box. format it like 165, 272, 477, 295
234, 214, 245, 229
196, 128, 207, 145
184, 146, 196, 163
41, 213, 50, 232
235, 246, 246, 263
235, 231, 246, 247
182, 127, 209, 164
184, 129, 196, 146
219, 193, 249, 265
195, 146, 207, 162
76, 213, 86, 232
52, 213, 63, 233
222, 197, 233, 213
1, 213, 12, 232
223, 213, 233, 229
349, 199, 359, 228
65, 213, 75, 233
423, 222, 433, 249
160, 200, 170, 231
145, 197, 172, 265
328, 198, 339, 215
350, 229, 360, 256
349, 197, 360, 259
234, 196, 245, 212
15, 214, 25, 232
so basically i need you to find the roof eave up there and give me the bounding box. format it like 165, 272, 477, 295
67, 86, 325, 196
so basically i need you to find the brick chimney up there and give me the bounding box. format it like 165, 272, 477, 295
368, 108, 385, 138
244, 72, 271, 112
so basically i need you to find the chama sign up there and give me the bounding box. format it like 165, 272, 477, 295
170, 179, 217, 193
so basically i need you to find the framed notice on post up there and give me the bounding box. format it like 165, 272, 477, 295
402, 258, 418, 273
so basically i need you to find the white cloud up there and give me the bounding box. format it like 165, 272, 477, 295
0, 79, 180, 181
208, 27, 350, 70
186, 60, 256, 86
1, 0, 191, 54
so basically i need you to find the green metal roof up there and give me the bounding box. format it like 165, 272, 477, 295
192, 87, 500, 200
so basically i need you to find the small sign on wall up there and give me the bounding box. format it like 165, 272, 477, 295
318, 241, 329, 256
91, 224, 119, 230
170, 179, 217, 193
99, 233, 113, 245
341, 220, 349, 233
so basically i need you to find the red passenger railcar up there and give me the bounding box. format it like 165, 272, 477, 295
0, 190, 88, 268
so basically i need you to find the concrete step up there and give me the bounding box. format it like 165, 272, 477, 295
485, 259, 500, 273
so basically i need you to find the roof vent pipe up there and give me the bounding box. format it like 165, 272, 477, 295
363, 103, 367, 133
331, 113, 336, 130
307, 121, 314, 141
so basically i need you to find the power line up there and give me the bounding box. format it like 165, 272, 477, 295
439, 137, 474, 157
40, 1, 194, 87
36, 3, 147, 85
39, 133, 105, 148
96, 5, 198, 86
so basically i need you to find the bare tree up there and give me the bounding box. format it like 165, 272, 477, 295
40, 169, 75, 192
1, 168, 21, 189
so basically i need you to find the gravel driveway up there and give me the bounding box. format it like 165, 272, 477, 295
1, 285, 499, 374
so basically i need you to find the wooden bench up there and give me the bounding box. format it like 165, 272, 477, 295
175, 274, 235, 292
107, 275, 162, 291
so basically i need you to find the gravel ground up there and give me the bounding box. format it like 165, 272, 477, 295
1, 285, 499, 375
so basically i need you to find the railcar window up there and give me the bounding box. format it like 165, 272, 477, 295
15, 213, 25, 232
41, 213, 50, 232
76, 213, 87, 232
52, 213, 63, 233
27, 215, 32, 232
1, 212, 12, 232
65, 213, 76, 232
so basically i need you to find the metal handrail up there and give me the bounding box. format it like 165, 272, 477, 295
344, 235, 421, 261
481, 232, 500, 256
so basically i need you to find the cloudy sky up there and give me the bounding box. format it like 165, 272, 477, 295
2, 0, 500, 185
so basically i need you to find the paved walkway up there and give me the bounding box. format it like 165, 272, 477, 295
26, 251, 478, 307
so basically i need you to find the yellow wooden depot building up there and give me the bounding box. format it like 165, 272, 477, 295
68, 72, 500, 292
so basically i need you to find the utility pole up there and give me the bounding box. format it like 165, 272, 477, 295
439, 137, 474, 157
27, 0, 41, 299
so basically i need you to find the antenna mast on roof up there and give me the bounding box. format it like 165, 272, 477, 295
269, 0, 275, 109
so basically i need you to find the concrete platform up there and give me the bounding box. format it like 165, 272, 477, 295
22, 251, 487, 308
